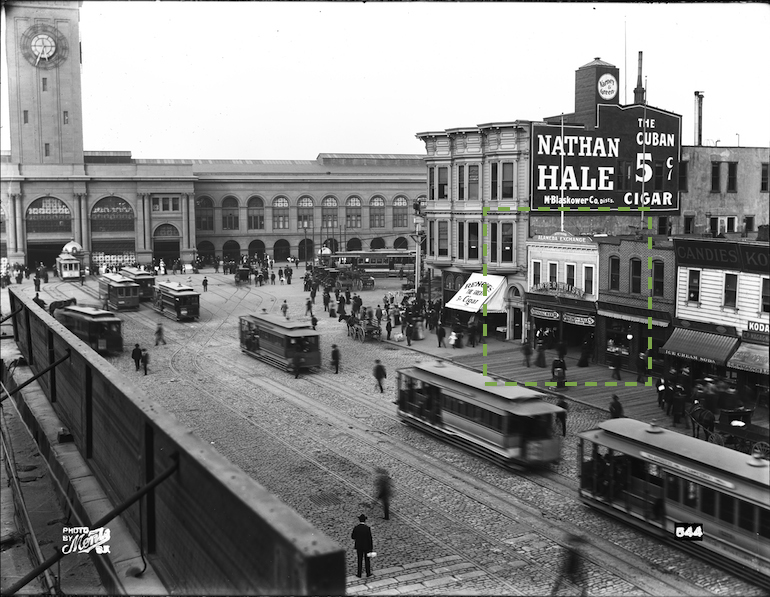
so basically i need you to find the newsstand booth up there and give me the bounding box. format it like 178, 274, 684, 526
444, 273, 508, 338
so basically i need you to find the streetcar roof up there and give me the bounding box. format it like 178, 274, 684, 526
579, 418, 770, 497
156, 281, 198, 294
100, 273, 139, 286
58, 306, 121, 321
120, 267, 155, 278
397, 361, 563, 414
240, 313, 320, 336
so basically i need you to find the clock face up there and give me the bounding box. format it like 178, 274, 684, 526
21, 24, 69, 69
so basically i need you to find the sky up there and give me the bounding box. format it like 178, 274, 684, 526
2, 2, 769, 160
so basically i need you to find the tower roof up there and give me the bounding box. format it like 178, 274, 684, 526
579, 57, 616, 69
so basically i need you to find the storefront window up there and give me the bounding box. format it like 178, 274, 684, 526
688, 270, 701, 302
724, 273, 738, 308
606, 320, 631, 357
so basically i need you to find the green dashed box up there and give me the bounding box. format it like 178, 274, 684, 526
480, 206, 655, 389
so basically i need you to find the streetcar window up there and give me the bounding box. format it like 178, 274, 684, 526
718, 495, 735, 524
647, 464, 663, 487
760, 508, 770, 539
683, 481, 698, 509
738, 501, 755, 532
701, 487, 716, 517
665, 474, 681, 503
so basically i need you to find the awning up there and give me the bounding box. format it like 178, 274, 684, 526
660, 328, 739, 366
596, 302, 670, 328
445, 273, 507, 313
727, 342, 769, 375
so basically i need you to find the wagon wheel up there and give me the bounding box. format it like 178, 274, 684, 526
707, 432, 724, 446
751, 441, 770, 460
359, 326, 367, 343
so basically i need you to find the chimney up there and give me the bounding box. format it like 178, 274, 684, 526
633, 51, 646, 104
694, 92, 704, 146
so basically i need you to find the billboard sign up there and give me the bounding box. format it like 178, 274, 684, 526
531, 104, 681, 212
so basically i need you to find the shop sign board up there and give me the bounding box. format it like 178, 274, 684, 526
530, 306, 560, 321
744, 321, 770, 345
531, 281, 585, 299
563, 313, 596, 326
531, 104, 681, 211
674, 239, 769, 275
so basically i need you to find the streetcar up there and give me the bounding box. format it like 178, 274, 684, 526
152, 281, 200, 321
119, 267, 156, 301
326, 250, 416, 278
396, 361, 564, 467
98, 273, 140, 311
55, 253, 82, 281
577, 418, 770, 588
53, 305, 123, 354
239, 313, 321, 373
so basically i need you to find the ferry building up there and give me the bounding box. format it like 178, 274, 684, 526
1, 1, 425, 271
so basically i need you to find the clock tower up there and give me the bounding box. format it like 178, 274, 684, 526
4, 0, 84, 165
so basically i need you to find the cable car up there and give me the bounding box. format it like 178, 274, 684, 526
152, 281, 200, 321
396, 361, 564, 467
119, 267, 156, 301
578, 418, 769, 588
330, 250, 416, 278
239, 313, 321, 373
55, 253, 81, 281
98, 273, 140, 311
53, 305, 123, 354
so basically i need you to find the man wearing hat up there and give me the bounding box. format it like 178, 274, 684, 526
351, 514, 374, 578
331, 345, 340, 374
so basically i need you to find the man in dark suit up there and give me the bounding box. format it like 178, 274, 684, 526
131, 344, 143, 371
351, 514, 373, 578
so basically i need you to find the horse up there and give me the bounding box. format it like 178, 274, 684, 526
687, 401, 715, 440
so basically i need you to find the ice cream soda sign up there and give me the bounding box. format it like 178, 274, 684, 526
531, 104, 681, 211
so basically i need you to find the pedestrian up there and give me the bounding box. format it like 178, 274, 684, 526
305, 298, 313, 317
610, 350, 622, 380
636, 351, 647, 383
331, 344, 340, 374
281, 300, 288, 319
556, 398, 568, 437
375, 305, 383, 325
535, 341, 547, 367
522, 342, 532, 367
550, 534, 586, 596
448, 330, 458, 348
577, 341, 590, 367
436, 325, 446, 348
34, 276, 41, 292
141, 349, 150, 375
656, 377, 666, 408
202, 277, 208, 291
375, 468, 391, 520
351, 514, 374, 578
552, 357, 567, 388
131, 343, 142, 371
609, 394, 624, 418
311, 315, 318, 330
672, 385, 687, 426
373, 360, 387, 393
405, 321, 414, 346
154, 322, 167, 346
385, 318, 393, 341
270, 272, 276, 285
292, 352, 304, 379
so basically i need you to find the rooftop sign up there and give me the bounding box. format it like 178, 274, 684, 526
531, 104, 681, 212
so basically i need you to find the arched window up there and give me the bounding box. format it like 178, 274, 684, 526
609, 256, 620, 291
322, 196, 338, 230
445, 274, 455, 290
222, 196, 239, 230
154, 223, 180, 237
247, 196, 264, 230
455, 274, 465, 289
346, 197, 361, 228
91, 197, 134, 232
630, 258, 642, 294
652, 260, 665, 297
196, 197, 214, 230
394, 236, 409, 250
297, 196, 314, 230
273, 197, 289, 229
26, 197, 71, 234
346, 238, 362, 251
370, 237, 385, 249
222, 240, 241, 262
370, 196, 385, 228
393, 196, 409, 228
